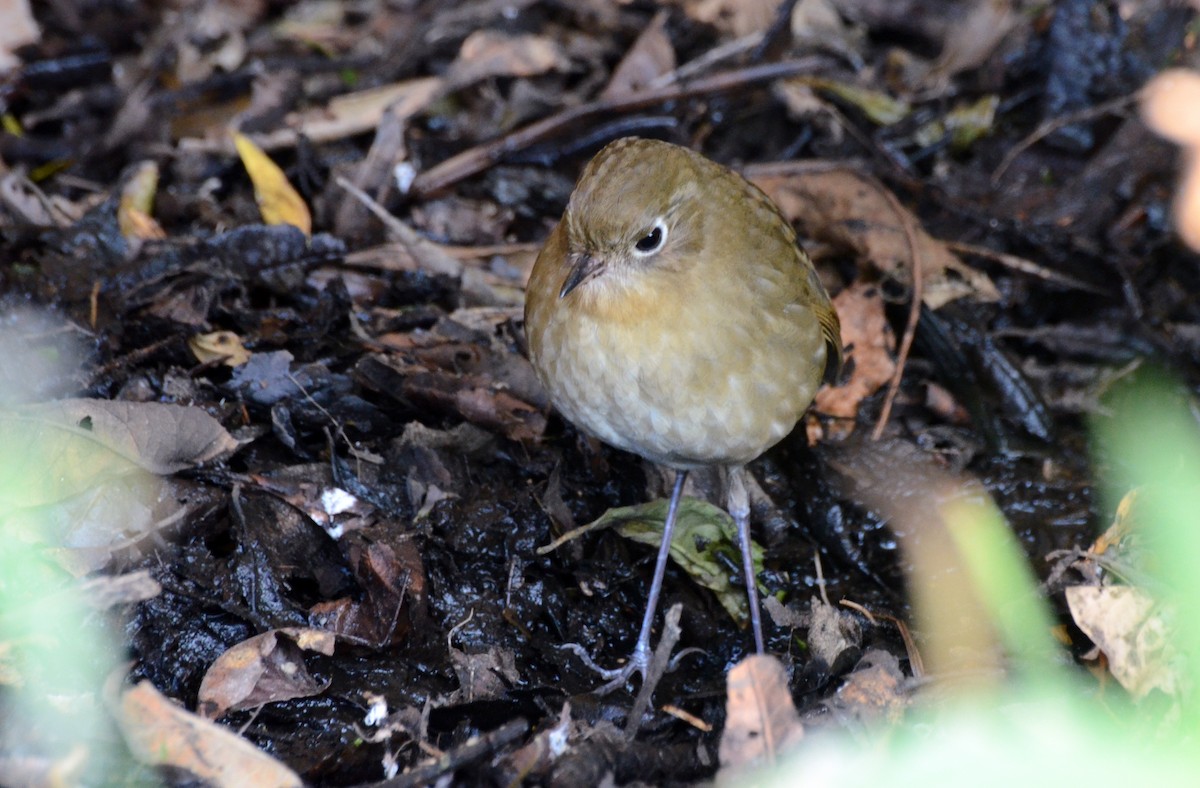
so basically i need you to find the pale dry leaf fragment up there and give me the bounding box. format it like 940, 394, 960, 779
117, 161, 166, 241
198, 628, 335, 719
815, 281, 896, 439
688, 0, 778, 38
0, 0, 40, 71
445, 31, 570, 89
0, 400, 238, 567
924, 0, 1016, 90
600, 11, 676, 98
0, 399, 238, 509
1066, 585, 1185, 701
718, 655, 804, 778
807, 596, 862, 666
116, 680, 302, 787
827, 649, 907, 725
0, 172, 79, 227
748, 165, 999, 307
791, 0, 846, 41
191, 77, 446, 153
189, 330, 252, 367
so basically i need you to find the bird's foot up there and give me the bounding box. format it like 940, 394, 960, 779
560, 641, 651, 696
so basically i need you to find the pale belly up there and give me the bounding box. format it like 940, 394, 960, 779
533, 307, 826, 468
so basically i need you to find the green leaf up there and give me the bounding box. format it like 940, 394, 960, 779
592, 497, 765, 624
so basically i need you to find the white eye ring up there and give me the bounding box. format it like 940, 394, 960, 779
632, 219, 668, 256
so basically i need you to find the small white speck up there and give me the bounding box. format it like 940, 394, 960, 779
364, 695, 389, 726
548, 720, 569, 756
393, 162, 417, 193
322, 487, 358, 516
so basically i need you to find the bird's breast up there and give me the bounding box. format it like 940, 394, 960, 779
527, 272, 827, 468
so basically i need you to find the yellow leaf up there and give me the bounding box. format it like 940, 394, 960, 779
233, 132, 312, 235
118, 162, 167, 241
188, 331, 251, 367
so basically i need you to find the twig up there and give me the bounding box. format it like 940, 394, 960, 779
335, 174, 462, 277
367, 718, 530, 788
410, 57, 827, 197
626, 602, 683, 740
871, 186, 923, 440
944, 239, 1107, 294
991, 91, 1141, 183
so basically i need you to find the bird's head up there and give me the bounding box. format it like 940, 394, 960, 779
556, 138, 708, 304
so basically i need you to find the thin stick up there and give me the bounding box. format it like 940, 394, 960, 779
944, 239, 1106, 294
991, 91, 1140, 183
410, 57, 826, 197
871, 186, 923, 440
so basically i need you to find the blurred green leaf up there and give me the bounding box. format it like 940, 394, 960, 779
593, 497, 764, 624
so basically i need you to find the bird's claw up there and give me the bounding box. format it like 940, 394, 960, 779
561, 642, 650, 695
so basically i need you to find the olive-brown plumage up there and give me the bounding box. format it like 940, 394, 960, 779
524, 137, 841, 689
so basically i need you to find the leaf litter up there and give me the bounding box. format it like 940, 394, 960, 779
1, 0, 1198, 783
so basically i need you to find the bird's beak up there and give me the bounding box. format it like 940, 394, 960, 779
558, 253, 603, 299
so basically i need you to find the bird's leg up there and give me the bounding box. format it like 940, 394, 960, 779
562, 470, 689, 694
727, 465, 765, 654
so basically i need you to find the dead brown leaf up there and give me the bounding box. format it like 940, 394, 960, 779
0, 399, 238, 570
600, 11, 676, 99
718, 655, 805, 775
748, 164, 999, 307
827, 649, 908, 725
924, 0, 1017, 91
448, 645, 521, 704
197, 628, 336, 719
687, 0, 778, 38
181, 78, 444, 153
815, 281, 896, 438
310, 536, 426, 647
2, 399, 238, 495
1067, 586, 1185, 702
115, 680, 302, 787
446, 31, 570, 89
361, 320, 547, 442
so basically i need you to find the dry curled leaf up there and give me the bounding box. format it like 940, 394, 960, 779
189, 330, 252, 367
117, 161, 166, 241
0, 399, 238, 509
718, 655, 805, 776
198, 628, 336, 719
600, 11, 675, 98
748, 165, 999, 307
924, 0, 1016, 90
687, 0, 778, 38
815, 282, 896, 438
116, 680, 302, 787
309, 536, 426, 647
1067, 585, 1185, 702
446, 31, 570, 89
827, 649, 908, 725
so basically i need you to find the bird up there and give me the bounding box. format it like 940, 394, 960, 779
524, 137, 842, 691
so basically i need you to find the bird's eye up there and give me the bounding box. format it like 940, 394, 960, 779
633, 220, 667, 255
